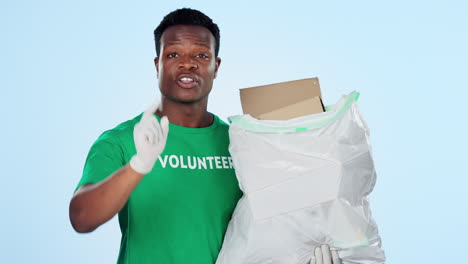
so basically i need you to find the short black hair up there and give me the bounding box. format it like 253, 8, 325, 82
154, 8, 220, 57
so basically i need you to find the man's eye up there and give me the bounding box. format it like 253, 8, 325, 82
196, 54, 209, 59
167, 53, 178, 58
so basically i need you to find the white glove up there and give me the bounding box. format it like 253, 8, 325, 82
310, 245, 342, 264
129, 101, 169, 174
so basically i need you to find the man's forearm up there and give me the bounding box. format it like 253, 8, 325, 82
69, 164, 144, 233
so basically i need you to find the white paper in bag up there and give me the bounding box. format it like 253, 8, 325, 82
216, 92, 385, 264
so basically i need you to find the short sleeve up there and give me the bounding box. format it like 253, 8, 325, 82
75, 131, 126, 192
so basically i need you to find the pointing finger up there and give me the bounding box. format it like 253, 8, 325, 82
143, 100, 160, 118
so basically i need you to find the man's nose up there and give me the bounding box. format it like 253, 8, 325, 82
178, 56, 198, 70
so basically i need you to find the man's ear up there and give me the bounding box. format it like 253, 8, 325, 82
154, 57, 159, 77
214, 57, 221, 79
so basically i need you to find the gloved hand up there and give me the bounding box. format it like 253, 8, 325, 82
129, 101, 169, 174
310, 245, 342, 264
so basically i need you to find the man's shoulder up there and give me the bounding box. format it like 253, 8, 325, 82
111, 113, 143, 133
212, 113, 230, 130
96, 113, 143, 143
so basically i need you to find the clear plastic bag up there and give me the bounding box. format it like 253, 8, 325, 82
216, 92, 385, 264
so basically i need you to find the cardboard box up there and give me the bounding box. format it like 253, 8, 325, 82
239, 78, 324, 120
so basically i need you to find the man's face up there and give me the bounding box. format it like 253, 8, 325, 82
155, 25, 221, 104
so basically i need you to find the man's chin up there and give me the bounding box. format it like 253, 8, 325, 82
163, 95, 208, 104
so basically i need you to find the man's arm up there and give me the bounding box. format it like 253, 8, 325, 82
69, 102, 169, 233
69, 165, 143, 233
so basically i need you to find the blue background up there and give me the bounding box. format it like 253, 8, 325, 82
1, 0, 467, 263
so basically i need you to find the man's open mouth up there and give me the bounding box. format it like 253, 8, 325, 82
176, 74, 198, 89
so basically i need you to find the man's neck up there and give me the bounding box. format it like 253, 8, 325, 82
155, 98, 213, 128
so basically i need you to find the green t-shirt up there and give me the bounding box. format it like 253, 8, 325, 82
76, 113, 242, 264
